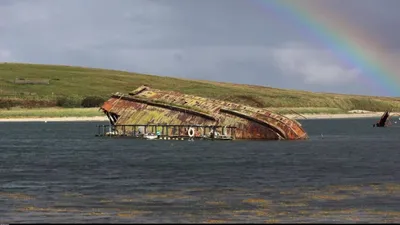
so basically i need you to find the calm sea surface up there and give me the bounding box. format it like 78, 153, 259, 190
1, 118, 400, 223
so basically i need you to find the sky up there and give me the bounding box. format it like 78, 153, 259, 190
1, 0, 399, 96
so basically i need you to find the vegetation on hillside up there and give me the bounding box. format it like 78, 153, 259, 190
1, 62, 400, 112
0, 107, 103, 118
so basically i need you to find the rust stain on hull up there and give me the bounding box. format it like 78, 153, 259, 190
100, 85, 308, 140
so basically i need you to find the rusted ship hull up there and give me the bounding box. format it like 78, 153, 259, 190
100, 85, 308, 140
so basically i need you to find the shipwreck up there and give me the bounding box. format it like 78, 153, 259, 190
373, 111, 400, 128
99, 85, 308, 141
374, 111, 390, 127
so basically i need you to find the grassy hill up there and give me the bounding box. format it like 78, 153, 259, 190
1, 62, 400, 114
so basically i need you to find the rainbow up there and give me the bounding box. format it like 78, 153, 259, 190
252, 0, 400, 96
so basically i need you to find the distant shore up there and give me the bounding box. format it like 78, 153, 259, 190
0, 116, 108, 122
284, 112, 383, 120
0, 113, 385, 122
0, 107, 388, 122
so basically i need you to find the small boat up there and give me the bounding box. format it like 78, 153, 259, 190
144, 133, 158, 140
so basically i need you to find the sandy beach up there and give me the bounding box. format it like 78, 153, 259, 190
0, 112, 387, 122
0, 116, 109, 122
284, 112, 384, 120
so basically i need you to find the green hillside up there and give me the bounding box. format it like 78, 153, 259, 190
1, 62, 400, 113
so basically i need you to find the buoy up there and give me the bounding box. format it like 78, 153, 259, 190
188, 127, 195, 137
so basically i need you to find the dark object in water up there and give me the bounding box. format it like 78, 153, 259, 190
374, 111, 389, 127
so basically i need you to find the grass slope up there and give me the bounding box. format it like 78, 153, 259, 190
0, 107, 103, 118
1, 62, 400, 113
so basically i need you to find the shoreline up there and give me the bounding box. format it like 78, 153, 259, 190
0, 116, 109, 122
0, 113, 385, 122
284, 112, 383, 120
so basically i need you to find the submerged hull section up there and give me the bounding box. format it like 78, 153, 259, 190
100, 86, 308, 140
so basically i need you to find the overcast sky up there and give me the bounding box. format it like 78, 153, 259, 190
1, 0, 399, 96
